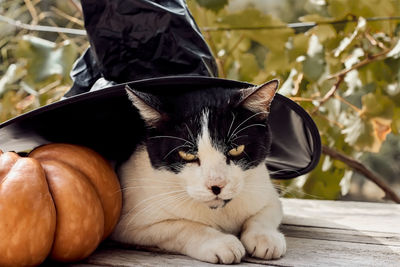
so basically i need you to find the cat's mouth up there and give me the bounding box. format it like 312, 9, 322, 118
207, 198, 232, 209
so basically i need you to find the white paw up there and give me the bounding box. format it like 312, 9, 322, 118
240, 230, 286, 260
193, 234, 245, 264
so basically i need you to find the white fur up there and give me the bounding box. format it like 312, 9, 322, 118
111, 110, 286, 263
125, 89, 161, 126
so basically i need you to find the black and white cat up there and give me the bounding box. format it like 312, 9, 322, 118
111, 80, 286, 264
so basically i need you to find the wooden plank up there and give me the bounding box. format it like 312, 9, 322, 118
281, 224, 400, 246
72, 199, 400, 266
245, 236, 400, 267
76, 235, 400, 267
281, 198, 400, 234
81, 248, 268, 267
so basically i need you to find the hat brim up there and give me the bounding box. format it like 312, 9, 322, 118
0, 76, 321, 179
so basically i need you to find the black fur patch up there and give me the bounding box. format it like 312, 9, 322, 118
142, 88, 272, 173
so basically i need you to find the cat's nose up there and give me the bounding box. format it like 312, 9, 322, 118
206, 177, 227, 195
211, 186, 222, 195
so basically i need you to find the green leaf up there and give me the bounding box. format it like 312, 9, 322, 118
15, 35, 78, 86
392, 108, 400, 134
302, 155, 344, 200
288, 34, 309, 62
264, 50, 291, 75
327, 0, 351, 19
0, 63, 26, 97
218, 9, 294, 52
299, 14, 334, 22
302, 54, 325, 81
341, 113, 374, 150
341, 110, 392, 153
247, 42, 267, 68
361, 93, 394, 119
237, 53, 259, 82
307, 25, 337, 43
327, 0, 396, 33
358, 61, 394, 85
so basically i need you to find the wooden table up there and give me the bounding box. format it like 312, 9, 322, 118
73, 199, 400, 267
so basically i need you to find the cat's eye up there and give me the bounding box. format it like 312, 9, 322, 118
178, 151, 198, 161
228, 145, 245, 157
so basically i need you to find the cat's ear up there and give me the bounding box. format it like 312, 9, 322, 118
239, 79, 279, 119
125, 86, 164, 127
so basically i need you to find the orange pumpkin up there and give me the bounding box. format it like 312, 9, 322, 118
0, 144, 122, 266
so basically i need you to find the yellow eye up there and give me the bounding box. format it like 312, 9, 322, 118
228, 145, 245, 157
178, 151, 198, 161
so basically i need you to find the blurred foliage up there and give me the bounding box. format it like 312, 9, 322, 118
0, 0, 87, 121
1, 0, 400, 201
188, 0, 400, 201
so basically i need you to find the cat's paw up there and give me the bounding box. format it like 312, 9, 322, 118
193, 234, 245, 264
240, 230, 286, 260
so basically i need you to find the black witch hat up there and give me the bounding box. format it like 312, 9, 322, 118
0, 0, 321, 179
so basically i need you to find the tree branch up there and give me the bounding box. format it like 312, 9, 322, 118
312, 47, 391, 114
322, 145, 400, 203
204, 32, 225, 78
311, 75, 344, 114
0, 14, 86, 35
326, 49, 390, 80
200, 16, 400, 32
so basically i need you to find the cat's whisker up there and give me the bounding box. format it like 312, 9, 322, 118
123, 189, 187, 218
230, 124, 266, 140
124, 192, 188, 231
270, 183, 288, 189
165, 197, 194, 221
149, 135, 195, 146
243, 184, 272, 190
240, 189, 274, 198
230, 134, 248, 142
239, 159, 260, 169
281, 188, 324, 199
226, 112, 236, 141
186, 189, 213, 199
148, 193, 190, 221
121, 185, 182, 191
244, 183, 272, 188
128, 178, 182, 185
163, 144, 192, 160
185, 123, 196, 144
228, 111, 268, 141
145, 198, 190, 226
265, 181, 324, 199
123, 191, 188, 226
243, 151, 251, 161
241, 189, 271, 195
267, 168, 302, 176
132, 192, 188, 219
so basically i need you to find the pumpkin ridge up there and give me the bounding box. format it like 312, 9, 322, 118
39, 159, 104, 262
0, 154, 56, 266
0, 152, 20, 185
29, 143, 122, 240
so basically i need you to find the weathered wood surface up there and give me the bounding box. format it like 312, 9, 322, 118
70, 199, 400, 267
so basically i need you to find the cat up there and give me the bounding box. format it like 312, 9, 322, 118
111, 80, 286, 264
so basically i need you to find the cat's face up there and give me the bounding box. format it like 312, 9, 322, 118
127, 81, 278, 209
